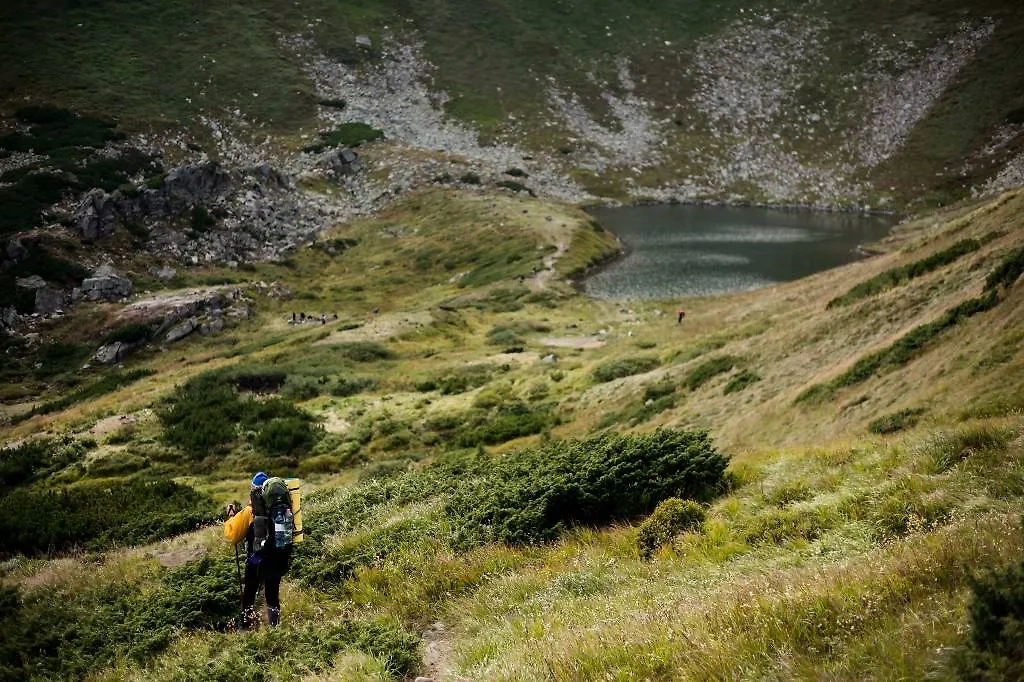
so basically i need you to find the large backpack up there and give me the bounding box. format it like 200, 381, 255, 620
251, 477, 295, 553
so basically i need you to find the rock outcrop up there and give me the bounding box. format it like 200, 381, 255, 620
75, 265, 133, 302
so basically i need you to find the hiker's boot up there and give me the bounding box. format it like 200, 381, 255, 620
267, 606, 281, 628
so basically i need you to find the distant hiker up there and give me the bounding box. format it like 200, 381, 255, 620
677, 309, 686, 324
225, 471, 296, 630
291, 312, 296, 322
320, 314, 326, 325
299, 312, 305, 321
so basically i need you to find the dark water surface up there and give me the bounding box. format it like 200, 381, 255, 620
583, 204, 897, 300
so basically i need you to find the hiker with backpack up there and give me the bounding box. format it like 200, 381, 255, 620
224, 471, 296, 630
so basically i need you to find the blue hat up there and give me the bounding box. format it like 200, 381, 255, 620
251, 471, 269, 487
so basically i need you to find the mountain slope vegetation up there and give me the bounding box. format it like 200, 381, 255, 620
1, 186, 1021, 679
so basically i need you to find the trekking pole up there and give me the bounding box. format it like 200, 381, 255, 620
233, 541, 244, 621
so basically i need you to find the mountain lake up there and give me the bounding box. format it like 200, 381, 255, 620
583, 204, 898, 300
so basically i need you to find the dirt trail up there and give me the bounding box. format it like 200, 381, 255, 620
420, 621, 460, 681
527, 240, 567, 291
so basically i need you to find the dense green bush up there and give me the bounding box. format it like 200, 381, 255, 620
452, 402, 555, 447
496, 179, 535, 196
333, 341, 395, 362
827, 238, 981, 308
636, 498, 705, 560
868, 407, 926, 434
0, 435, 92, 487
303, 123, 384, 152
431, 363, 496, 394
985, 246, 1024, 292
686, 355, 741, 390
448, 429, 728, 547
724, 369, 761, 395
0, 477, 218, 555
0, 556, 238, 679
953, 520, 1024, 681
159, 373, 321, 457
592, 355, 660, 383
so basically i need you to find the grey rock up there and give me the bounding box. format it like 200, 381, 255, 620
1, 306, 18, 329
149, 266, 177, 280
34, 287, 64, 315
542, 354, 558, 363
325, 148, 364, 177
5, 238, 28, 264
80, 269, 133, 302
15, 275, 47, 290
163, 163, 235, 206
76, 189, 120, 240
356, 35, 373, 49
165, 317, 197, 343
94, 342, 128, 365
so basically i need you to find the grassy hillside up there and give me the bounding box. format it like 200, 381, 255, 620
1, 187, 1022, 679
2, 0, 1023, 203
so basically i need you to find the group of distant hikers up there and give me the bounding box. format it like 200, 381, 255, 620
224, 472, 301, 630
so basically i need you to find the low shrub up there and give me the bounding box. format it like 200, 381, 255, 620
798, 290, 1001, 404
170, 618, 421, 681
592, 355, 660, 383
436, 363, 495, 394
915, 424, 1014, 474
504, 167, 528, 177
159, 373, 321, 457
724, 369, 761, 395
496, 180, 534, 196
827, 238, 982, 308
459, 172, 481, 185
686, 355, 741, 390
636, 498, 705, 560
0, 555, 238, 679
743, 506, 835, 545
29, 366, 154, 413
868, 407, 926, 434
0, 477, 218, 555
448, 429, 728, 547
452, 403, 555, 447
333, 341, 395, 362
868, 476, 956, 539
643, 381, 676, 402
952, 519, 1024, 681
985, 246, 1024, 292
303, 123, 383, 152
0, 435, 92, 487
765, 479, 814, 506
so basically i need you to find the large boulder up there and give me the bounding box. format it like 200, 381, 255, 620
165, 317, 197, 343
76, 189, 121, 240
4, 238, 28, 266
15, 275, 46, 291
77, 266, 133, 302
34, 287, 65, 315
162, 163, 235, 207
93, 342, 128, 365
324, 149, 363, 177
1, 306, 18, 329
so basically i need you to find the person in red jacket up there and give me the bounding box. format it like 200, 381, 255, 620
225, 471, 291, 629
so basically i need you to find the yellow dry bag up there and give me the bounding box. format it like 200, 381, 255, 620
285, 478, 303, 544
